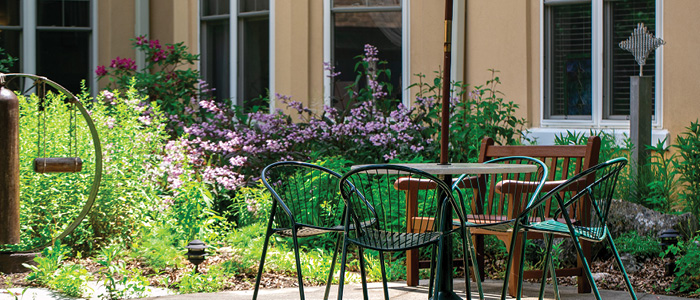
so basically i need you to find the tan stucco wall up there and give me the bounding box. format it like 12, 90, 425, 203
408, 0, 445, 100
463, 0, 538, 128
662, 0, 700, 144
97, 0, 136, 88
274, 0, 325, 115
150, 0, 198, 52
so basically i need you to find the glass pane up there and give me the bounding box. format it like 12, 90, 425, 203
0, 29, 21, 90
239, 17, 269, 111
548, 3, 592, 117
333, 0, 400, 7
608, 0, 655, 117
332, 11, 402, 110
37, 31, 90, 93
38, 0, 90, 27
0, 29, 20, 72
0, 0, 21, 26
240, 0, 269, 13
203, 21, 230, 102
203, 0, 230, 16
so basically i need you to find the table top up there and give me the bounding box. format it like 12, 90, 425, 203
351, 162, 537, 175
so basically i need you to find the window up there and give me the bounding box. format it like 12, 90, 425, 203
543, 0, 658, 123
327, 0, 403, 110
200, 0, 270, 112
237, 0, 269, 110
201, 0, 231, 103
0, 0, 21, 90
0, 0, 94, 93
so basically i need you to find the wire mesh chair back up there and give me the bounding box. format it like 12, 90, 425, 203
529, 157, 628, 241
261, 161, 345, 235
339, 165, 462, 251
451, 156, 547, 230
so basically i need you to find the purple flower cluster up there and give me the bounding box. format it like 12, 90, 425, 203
323, 62, 341, 78
364, 44, 379, 62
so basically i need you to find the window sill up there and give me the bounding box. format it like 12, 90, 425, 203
524, 127, 670, 147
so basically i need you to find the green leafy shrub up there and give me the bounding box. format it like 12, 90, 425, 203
177, 270, 226, 294
133, 226, 185, 273
410, 69, 528, 163
0, 45, 17, 72
24, 243, 68, 286
665, 236, 700, 295
674, 120, 700, 219
50, 264, 92, 298
97, 244, 149, 300
14, 81, 168, 252
613, 231, 662, 258
23, 243, 91, 298
632, 140, 680, 213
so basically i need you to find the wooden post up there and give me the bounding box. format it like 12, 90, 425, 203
0, 86, 20, 245
630, 76, 652, 179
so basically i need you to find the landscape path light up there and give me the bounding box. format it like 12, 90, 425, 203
185, 239, 208, 273
659, 229, 680, 277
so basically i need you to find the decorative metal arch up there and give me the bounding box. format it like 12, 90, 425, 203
0, 73, 102, 252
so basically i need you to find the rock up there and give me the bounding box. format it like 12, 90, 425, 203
591, 272, 610, 281
619, 253, 640, 274
607, 199, 699, 239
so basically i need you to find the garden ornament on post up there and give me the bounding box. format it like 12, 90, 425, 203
0, 73, 102, 273
619, 23, 665, 184
185, 239, 208, 273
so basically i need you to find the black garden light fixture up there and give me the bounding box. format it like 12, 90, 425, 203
659, 229, 680, 277
185, 239, 208, 273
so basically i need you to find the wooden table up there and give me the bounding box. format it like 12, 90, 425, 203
351, 163, 537, 299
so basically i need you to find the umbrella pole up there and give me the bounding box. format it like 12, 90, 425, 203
440, 0, 453, 165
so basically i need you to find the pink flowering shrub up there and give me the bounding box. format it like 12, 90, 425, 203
162, 45, 527, 199
96, 35, 205, 135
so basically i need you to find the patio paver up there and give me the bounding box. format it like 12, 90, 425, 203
141, 279, 694, 300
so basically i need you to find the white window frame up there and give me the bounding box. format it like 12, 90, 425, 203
539, 0, 663, 131
199, 0, 275, 112
12, 0, 98, 94
323, 0, 410, 108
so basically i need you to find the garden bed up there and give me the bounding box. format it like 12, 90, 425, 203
0, 255, 695, 298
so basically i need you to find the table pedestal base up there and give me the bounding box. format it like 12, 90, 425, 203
431, 290, 463, 300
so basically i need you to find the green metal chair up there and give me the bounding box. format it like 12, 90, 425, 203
337, 165, 468, 300
451, 156, 548, 300
253, 161, 347, 300
513, 157, 636, 300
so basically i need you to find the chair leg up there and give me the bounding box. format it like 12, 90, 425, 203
429, 243, 437, 297
549, 243, 561, 300
606, 231, 638, 300
464, 228, 484, 300
324, 233, 343, 300
253, 214, 276, 300
570, 233, 602, 300
337, 238, 350, 300
358, 247, 369, 300
378, 250, 389, 300
515, 231, 529, 300
433, 237, 444, 300
539, 234, 560, 300
501, 222, 521, 300
291, 232, 306, 300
